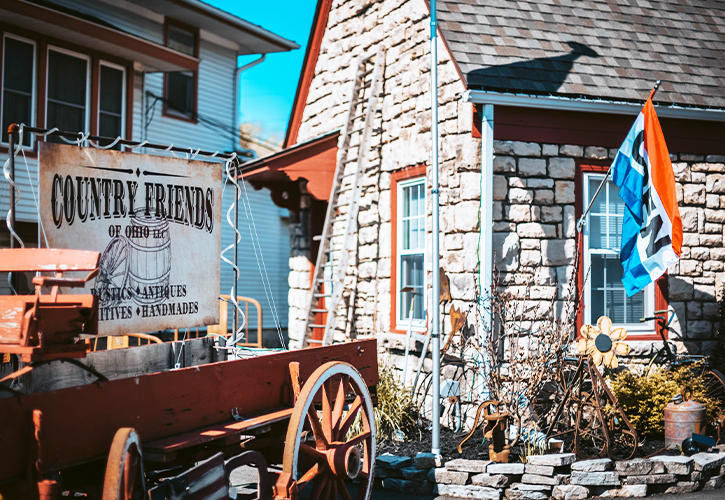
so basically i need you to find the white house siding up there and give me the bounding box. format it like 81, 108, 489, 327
288, 0, 481, 345
220, 183, 290, 343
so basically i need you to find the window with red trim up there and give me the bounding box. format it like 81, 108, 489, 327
391, 165, 427, 333
164, 21, 198, 121
578, 163, 667, 340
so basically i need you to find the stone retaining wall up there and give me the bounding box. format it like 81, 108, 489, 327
376, 451, 725, 499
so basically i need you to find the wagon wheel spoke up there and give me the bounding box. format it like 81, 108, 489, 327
309, 474, 329, 500
322, 379, 333, 442
308, 407, 330, 450
300, 443, 328, 463
346, 430, 371, 448
338, 479, 353, 500
336, 395, 362, 440
298, 462, 324, 488
332, 375, 349, 438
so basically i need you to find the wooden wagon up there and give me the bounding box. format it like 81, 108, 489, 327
0, 249, 379, 500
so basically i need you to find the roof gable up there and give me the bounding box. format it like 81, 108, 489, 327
437, 0, 725, 109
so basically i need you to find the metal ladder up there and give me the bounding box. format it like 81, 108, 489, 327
292, 49, 384, 349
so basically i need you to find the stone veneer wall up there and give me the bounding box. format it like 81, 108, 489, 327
491, 140, 724, 355
287, 0, 481, 343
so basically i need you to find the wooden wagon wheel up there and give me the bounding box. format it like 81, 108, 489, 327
102, 428, 147, 500
97, 236, 129, 306
279, 361, 375, 500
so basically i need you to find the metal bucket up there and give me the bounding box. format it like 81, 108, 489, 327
664, 388, 706, 448
128, 210, 171, 305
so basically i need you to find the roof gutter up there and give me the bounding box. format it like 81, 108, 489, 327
463, 90, 725, 122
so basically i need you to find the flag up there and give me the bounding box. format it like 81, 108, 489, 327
610, 91, 682, 297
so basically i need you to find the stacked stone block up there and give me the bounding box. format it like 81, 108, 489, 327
377, 453, 725, 498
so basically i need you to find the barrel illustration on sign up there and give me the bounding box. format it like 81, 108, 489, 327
39, 142, 222, 336
97, 209, 172, 307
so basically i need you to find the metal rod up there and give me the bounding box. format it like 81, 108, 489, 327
402, 290, 416, 386
576, 80, 662, 233
7, 125, 16, 293
20, 125, 236, 160
233, 159, 240, 340
430, 0, 441, 457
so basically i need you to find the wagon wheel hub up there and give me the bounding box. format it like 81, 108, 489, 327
326, 442, 361, 480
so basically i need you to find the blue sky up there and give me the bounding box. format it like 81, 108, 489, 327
206, 1, 318, 144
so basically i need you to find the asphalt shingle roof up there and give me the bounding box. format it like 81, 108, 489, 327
436, 0, 725, 108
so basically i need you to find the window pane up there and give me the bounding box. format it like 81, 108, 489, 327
589, 254, 645, 324
167, 72, 194, 115
401, 254, 424, 320
2, 38, 34, 145
99, 66, 124, 148
48, 51, 86, 106
589, 177, 605, 214
47, 51, 87, 142
167, 26, 196, 56
589, 214, 604, 249
100, 66, 123, 115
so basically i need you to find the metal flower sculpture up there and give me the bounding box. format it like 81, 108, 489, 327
577, 316, 630, 368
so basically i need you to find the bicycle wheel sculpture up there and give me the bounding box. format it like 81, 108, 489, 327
543, 316, 638, 460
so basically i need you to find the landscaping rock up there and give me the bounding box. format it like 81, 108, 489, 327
381, 478, 423, 493
571, 458, 612, 472
570, 471, 620, 486
552, 485, 588, 500
415, 452, 443, 469
471, 473, 509, 488
505, 484, 549, 500
428, 468, 469, 485
651, 455, 694, 475
401, 466, 429, 481
664, 481, 699, 494
704, 476, 724, 490
524, 464, 554, 476
623, 473, 676, 485
616, 459, 653, 475
521, 474, 567, 486
488, 463, 525, 475
377, 454, 412, 470
445, 459, 490, 473
436, 484, 501, 499
692, 452, 725, 471
596, 485, 648, 497
526, 453, 576, 467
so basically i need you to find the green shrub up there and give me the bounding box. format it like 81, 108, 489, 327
350, 362, 419, 442
610, 363, 724, 437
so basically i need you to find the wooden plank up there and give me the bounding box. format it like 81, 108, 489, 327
0, 339, 378, 483
143, 407, 294, 454
4, 337, 216, 396
0, 249, 99, 272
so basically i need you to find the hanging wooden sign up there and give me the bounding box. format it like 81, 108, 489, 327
39, 142, 222, 336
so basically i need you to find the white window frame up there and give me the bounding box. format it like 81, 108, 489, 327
396, 176, 426, 331
583, 172, 654, 332
45, 45, 91, 135
1, 33, 37, 149
98, 60, 126, 141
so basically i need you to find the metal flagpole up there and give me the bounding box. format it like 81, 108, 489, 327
577, 80, 661, 233
430, 0, 441, 456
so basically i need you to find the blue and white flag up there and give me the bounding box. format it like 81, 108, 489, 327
610, 94, 682, 297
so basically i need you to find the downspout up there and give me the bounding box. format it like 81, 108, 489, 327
232, 54, 265, 335
479, 104, 494, 398
233, 54, 266, 153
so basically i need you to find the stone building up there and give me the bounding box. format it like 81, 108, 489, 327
239, 0, 725, 361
